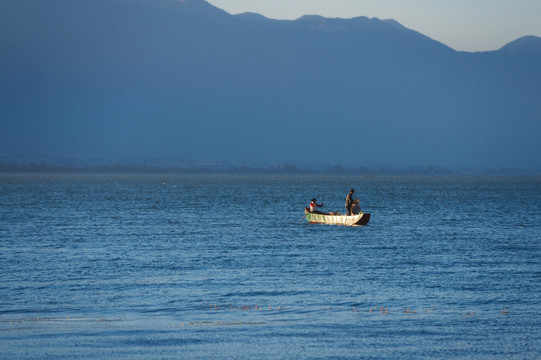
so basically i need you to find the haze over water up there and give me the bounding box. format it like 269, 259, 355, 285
1, 174, 540, 359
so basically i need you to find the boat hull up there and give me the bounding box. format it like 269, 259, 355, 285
304, 209, 370, 226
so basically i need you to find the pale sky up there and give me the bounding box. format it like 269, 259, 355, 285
206, 0, 541, 52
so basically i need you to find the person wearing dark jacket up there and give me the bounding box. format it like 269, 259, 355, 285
345, 189, 355, 215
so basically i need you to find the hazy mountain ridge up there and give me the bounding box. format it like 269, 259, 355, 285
1, 0, 540, 169
498, 35, 541, 55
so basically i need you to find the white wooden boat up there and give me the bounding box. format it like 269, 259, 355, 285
303, 208, 370, 226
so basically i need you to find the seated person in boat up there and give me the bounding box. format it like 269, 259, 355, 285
351, 199, 361, 215
310, 198, 328, 214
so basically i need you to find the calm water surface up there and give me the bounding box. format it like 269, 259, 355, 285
1, 174, 540, 359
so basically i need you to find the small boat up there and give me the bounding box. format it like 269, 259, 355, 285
304, 208, 370, 226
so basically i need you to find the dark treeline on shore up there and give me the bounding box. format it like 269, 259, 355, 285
0, 162, 538, 176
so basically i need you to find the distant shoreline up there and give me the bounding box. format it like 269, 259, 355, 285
0, 164, 538, 176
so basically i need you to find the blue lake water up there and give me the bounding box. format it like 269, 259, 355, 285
1, 174, 540, 359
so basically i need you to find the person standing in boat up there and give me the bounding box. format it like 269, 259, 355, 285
310, 199, 327, 214
345, 189, 355, 215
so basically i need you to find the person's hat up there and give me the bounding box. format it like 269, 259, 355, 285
311, 198, 317, 202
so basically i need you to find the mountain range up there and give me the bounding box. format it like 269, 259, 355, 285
1, 0, 540, 170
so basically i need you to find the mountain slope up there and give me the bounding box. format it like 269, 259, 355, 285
499, 35, 541, 55
0, 0, 539, 169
